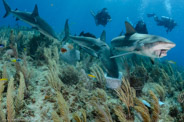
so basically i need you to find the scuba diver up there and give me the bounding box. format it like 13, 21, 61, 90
91, 8, 112, 27
135, 20, 148, 34
147, 13, 177, 33
147, 13, 156, 18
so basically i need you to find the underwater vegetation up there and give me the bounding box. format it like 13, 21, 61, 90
0, 25, 184, 122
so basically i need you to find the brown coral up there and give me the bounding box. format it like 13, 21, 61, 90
149, 91, 160, 122
115, 78, 136, 119
91, 102, 113, 122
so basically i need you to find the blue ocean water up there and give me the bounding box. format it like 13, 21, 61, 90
0, 0, 183, 65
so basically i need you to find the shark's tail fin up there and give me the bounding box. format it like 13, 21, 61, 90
2, 0, 11, 18
62, 19, 70, 43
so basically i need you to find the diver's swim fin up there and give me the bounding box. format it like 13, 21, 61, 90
110, 52, 135, 58
90, 10, 95, 17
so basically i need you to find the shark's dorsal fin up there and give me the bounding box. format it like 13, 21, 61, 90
100, 30, 106, 42
32, 4, 39, 17
125, 21, 136, 35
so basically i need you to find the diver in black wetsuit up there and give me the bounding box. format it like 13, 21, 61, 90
147, 13, 177, 33
91, 8, 111, 27
135, 20, 148, 34
154, 16, 177, 33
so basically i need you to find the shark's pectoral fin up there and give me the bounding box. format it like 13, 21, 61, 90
81, 47, 98, 57
125, 21, 136, 36
100, 30, 106, 42
110, 52, 135, 58
32, 4, 39, 17
150, 58, 155, 64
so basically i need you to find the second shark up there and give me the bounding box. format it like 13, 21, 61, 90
2, 0, 58, 40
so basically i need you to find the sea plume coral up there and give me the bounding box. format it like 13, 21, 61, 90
15, 72, 26, 112
115, 78, 136, 119
57, 91, 70, 121
114, 105, 127, 122
149, 90, 160, 122
91, 102, 113, 122
52, 111, 62, 122
46, 59, 64, 91
134, 106, 150, 122
90, 65, 106, 88
52, 91, 70, 122
73, 109, 86, 122
0, 77, 5, 121
134, 98, 150, 122
7, 77, 15, 122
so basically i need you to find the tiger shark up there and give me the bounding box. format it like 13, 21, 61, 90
64, 20, 119, 78
111, 21, 176, 59
2, 0, 58, 40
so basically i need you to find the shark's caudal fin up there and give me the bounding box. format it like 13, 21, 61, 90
100, 30, 106, 42
62, 19, 70, 43
2, 0, 11, 18
125, 21, 136, 35
110, 52, 135, 58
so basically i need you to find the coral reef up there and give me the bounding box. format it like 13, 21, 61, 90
0, 26, 184, 122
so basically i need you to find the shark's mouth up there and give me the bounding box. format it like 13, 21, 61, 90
159, 49, 168, 57
154, 49, 168, 58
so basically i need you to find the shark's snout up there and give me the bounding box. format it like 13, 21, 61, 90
168, 43, 176, 48
153, 42, 176, 58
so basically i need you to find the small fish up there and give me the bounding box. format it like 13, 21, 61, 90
68, 44, 74, 50
88, 74, 96, 78
0, 44, 5, 48
24, 48, 27, 51
142, 99, 164, 107
11, 59, 21, 62
61, 48, 67, 53
168, 60, 176, 64
0, 78, 8, 81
